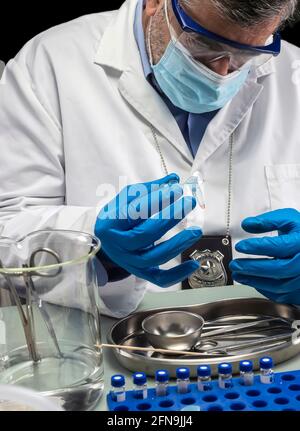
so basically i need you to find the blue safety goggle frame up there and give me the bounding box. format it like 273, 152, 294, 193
171, 0, 281, 56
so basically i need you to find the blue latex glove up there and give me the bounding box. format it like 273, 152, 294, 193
95, 174, 202, 288
230, 208, 300, 305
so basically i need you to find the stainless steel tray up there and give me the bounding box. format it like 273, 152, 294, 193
107, 298, 300, 377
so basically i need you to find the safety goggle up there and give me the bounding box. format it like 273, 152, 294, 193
168, 0, 282, 71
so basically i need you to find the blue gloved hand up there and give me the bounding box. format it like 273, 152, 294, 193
95, 174, 202, 288
230, 208, 300, 305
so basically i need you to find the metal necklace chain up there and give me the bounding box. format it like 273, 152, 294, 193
150, 125, 234, 245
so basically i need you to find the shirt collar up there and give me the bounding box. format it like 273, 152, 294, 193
133, 0, 153, 79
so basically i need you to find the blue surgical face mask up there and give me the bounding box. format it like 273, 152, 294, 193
148, 13, 251, 114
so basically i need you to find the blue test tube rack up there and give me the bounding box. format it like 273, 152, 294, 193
107, 368, 300, 411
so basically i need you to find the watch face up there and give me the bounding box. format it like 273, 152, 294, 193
188, 249, 227, 288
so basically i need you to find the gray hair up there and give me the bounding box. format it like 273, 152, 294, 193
180, 0, 299, 26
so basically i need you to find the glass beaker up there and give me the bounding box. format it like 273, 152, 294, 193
0, 230, 105, 411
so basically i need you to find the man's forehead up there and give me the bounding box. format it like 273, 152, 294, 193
176, 0, 282, 44
182, 0, 274, 26
180, 0, 226, 22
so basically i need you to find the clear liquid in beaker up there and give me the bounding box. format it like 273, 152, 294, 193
0, 343, 104, 411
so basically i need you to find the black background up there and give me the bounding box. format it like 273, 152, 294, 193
0, 0, 299, 63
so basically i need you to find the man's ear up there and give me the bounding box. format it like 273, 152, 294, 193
144, 0, 162, 17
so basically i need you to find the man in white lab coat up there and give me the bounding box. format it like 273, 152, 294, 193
0, 0, 300, 317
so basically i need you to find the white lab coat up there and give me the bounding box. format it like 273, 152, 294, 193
0, 0, 300, 318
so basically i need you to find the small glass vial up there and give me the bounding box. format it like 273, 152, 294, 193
218, 363, 233, 389
133, 372, 148, 399
260, 357, 274, 384
176, 367, 190, 394
155, 370, 169, 397
240, 360, 254, 386
197, 365, 212, 392
111, 375, 126, 403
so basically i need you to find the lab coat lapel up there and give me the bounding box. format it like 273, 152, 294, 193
193, 63, 275, 169
118, 71, 192, 162
94, 0, 192, 162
